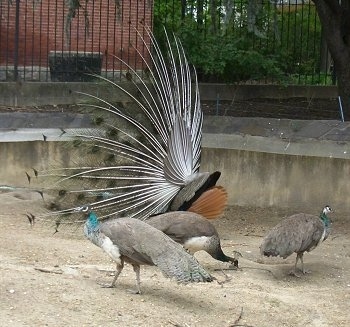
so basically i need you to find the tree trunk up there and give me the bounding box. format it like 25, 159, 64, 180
336, 64, 350, 121
313, 0, 350, 120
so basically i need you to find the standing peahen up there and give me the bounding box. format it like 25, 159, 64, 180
27, 26, 227, 228
260, 205, 333, 276
81, 206, 213, 293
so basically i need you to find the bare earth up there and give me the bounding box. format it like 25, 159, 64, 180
1, 191, 349, 327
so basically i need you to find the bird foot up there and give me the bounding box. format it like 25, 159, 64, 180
98, 282, 115, 288
127, 288, 141, 295
302, 269, 311, 275
289, 268, 311, 277
288, 270, 301, 278
228, 261, 239, 270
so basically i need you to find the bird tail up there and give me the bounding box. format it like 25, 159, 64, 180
154, 244, 213, 283
188, 186, 228, 219
25, 25, 226, 231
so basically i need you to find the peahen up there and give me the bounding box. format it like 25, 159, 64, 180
27, 26, 227, 228
260, 205, 333, 276
81, 206, 213, 293
146, 211, 241, 268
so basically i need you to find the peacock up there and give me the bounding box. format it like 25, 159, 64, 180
260, 205, 333, 277
27, 26, 227, 228
146, 211, 241, 268
81, 206, 213, 293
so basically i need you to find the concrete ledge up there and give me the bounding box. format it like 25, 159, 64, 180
203, 133, 349, 159
1, 127, 349, 159
1, 115, 349, 212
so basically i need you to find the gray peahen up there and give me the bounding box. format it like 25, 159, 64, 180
81, 206, 213, 293
27, 26, 227, 228
260, 205, 333, 276
146, 211, 241, 268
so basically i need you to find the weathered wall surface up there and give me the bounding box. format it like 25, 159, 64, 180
201, 147, 349, 212
1, 140, 349, 212
0, 141, 67, 187
0, 82, 338, 106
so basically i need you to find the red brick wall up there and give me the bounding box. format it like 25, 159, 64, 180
0, 0, 153, 70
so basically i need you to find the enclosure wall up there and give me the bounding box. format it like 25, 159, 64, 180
1, 140, 348, 212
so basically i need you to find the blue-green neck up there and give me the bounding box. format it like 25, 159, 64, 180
85, 211, 100, 234
319, 212, 330, 228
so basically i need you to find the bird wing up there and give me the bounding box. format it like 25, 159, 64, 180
100, 219, 154, 265
298, 214, 325, 252
146, 211, 217, 243
260, 213, 325, 258
101, 218, 213, 283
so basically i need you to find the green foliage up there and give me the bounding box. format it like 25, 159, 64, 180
153, 0, 329, 85
290, 73, 334, 85
178, 27, 284, 82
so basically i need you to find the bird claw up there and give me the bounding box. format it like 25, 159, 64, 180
127, 289, 141, 295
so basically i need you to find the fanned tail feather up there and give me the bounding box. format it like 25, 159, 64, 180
27, 26, 226, 230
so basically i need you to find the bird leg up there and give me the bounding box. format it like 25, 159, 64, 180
299, 253, 311, 274
289, 253, 309, 277
288, 253, 301, 277
130, 264, 142, 295
100, 260, 124, 288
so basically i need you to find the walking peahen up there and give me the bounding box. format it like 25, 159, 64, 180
27, 26, 227, 229
81, 206, 213, 293
260, 205, 333, 277
146, 211, 241, 268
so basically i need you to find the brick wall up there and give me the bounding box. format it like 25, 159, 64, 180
0, 0, 153, 71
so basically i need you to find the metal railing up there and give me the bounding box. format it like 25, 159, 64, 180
0, 0, 153, 81
0, 0, 334, 85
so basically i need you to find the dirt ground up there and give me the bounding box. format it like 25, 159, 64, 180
1, 191, 349, 327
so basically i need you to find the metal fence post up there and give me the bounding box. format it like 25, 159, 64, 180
14, 0, 20, 81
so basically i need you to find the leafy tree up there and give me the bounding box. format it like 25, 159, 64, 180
154, 0, 323, 84
313, 0, 350, 120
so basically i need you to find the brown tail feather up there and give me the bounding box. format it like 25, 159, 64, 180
188, 186, 228, 219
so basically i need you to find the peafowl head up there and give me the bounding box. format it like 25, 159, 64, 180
80, 205, 100, 234
320, 205, 333, 227
323, 205, 332, 215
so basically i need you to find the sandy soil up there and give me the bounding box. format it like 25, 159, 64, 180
1, 191, 349, 327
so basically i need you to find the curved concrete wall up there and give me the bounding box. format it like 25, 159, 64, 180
1, 140, 349, 212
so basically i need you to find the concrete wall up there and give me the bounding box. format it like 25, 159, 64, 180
201, 147, 349, 211
0, 141, 67, 187
1, 140, 349, 212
